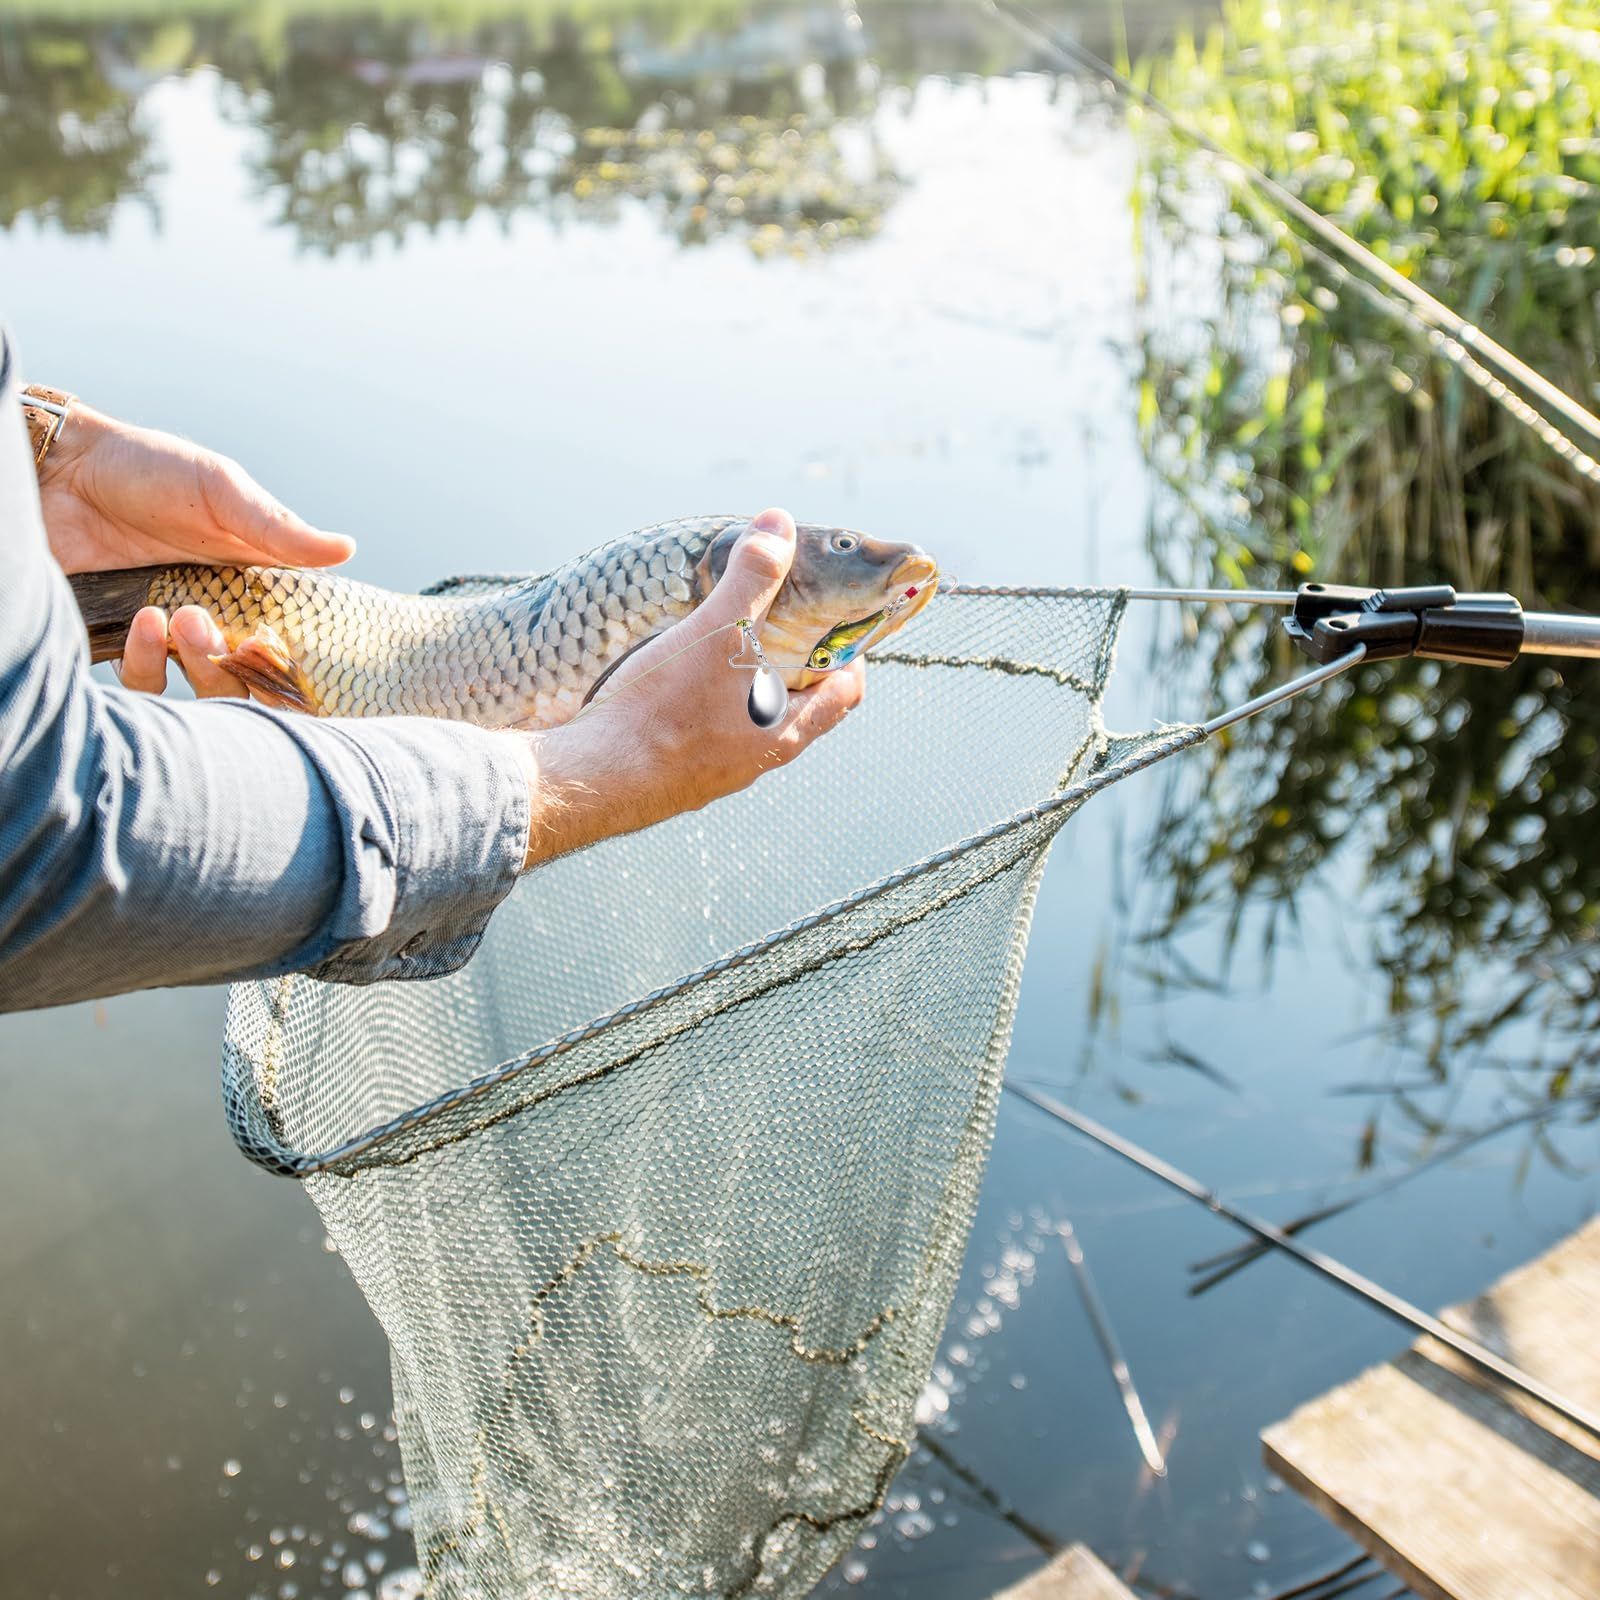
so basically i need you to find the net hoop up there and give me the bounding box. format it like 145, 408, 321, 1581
222, 581, 1360, 1180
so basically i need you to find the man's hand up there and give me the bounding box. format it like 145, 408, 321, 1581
38, 402, 353, 695
517, 508, 864, 868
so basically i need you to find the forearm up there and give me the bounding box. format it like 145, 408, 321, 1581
0, 340, 530, 1012
3, 333, 862, 1010
0, 607, 531, 1011
1, 671, 342, 1008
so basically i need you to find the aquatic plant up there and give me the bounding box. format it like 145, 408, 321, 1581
1130, 0, 1600, 1170
1138, 0, 1600, 600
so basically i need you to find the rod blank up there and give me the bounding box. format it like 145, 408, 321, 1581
1004, 1080, 1600, 1442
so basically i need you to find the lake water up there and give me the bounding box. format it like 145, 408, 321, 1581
2, 4, 1596, 1598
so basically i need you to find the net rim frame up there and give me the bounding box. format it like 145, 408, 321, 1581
222, 585, 1364, 1180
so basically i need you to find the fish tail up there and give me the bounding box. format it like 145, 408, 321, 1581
67, 567, 164, 663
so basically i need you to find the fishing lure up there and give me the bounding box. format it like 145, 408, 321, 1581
730, 584, 928, 724
730, 620, 790, 727
806, 586, 925, 671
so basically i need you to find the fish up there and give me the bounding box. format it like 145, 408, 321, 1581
805, 602, 915, 671
67, 514, 940, 730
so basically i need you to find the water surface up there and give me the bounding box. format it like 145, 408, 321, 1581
2, 5, 1596, 1597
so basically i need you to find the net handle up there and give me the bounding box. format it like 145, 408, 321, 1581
948, 583, 1600, 663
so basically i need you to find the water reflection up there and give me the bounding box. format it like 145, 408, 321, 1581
1130, 0, 1600, 1182
2, 1, 1097, 254
0, 22, 161, 233
232, 9, 901, 253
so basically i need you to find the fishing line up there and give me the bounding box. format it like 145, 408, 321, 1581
1005, 1078, 1600, 1441
564, 618, 813, 731
563, 620, 791, 731
561, 622, 740, 729
988, 0, 1600, 465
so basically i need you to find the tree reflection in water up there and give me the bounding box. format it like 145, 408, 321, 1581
0, 21, 161, 233
2, 5, 920, 254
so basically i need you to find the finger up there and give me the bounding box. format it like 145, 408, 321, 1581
170, 606, 247, 699
694, 508, 797, 632
201, 453, 357, 568
117, 607, 170, 694
780, 659, 865, 750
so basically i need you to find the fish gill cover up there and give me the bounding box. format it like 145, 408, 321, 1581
219, 583, 1197, 1597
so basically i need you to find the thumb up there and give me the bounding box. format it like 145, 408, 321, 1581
204, 452, 357, 568
696, 508, 796, 628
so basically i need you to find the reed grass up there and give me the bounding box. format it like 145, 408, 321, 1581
1129, 0, 1600, 1161
1138, 0, 1600, 600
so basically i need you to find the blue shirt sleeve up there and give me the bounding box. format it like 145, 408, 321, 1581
0, 337, 531, 1012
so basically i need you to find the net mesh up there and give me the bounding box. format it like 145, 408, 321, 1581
220, 587, 1201, 1599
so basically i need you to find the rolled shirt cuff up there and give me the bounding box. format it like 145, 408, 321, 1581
260, 710, 532, 985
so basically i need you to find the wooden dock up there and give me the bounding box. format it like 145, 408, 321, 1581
988, 1544, 1137, 1600
1264, 1215, 1600, 1600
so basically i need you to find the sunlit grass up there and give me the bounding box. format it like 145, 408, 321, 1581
1138, 0, 1600, 599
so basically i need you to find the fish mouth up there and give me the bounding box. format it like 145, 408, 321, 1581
888, 550, 940, 625
892, 550, 939, 590
790, 546, 944, 675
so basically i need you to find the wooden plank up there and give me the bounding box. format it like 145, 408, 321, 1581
1264, 1215, 1600, 1600
987, 1543, 1137, 1600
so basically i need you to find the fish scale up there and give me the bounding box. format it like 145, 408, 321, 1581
73, 514, 941, 730
132, 518, 715, 725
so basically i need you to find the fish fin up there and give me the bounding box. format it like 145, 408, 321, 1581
580, 632, 662, 708
68, 568, 164, 663
210, 626, 317, 713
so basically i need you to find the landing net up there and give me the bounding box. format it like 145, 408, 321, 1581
220, 586, 1202, 1599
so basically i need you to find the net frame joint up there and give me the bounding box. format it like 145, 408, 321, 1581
1283, 582, 1525, 668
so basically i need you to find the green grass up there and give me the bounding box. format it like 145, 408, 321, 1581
1137, 0, 1600, 600
1128, 0, 1600, 1143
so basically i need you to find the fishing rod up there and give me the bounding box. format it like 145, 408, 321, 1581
986, 0, 1600, 472
1187, 1085, 1600, 1296
1003, 1078, 1600, 1441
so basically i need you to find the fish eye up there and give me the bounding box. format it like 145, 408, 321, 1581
830, 533, 859, 553
813, 647, 834, 668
